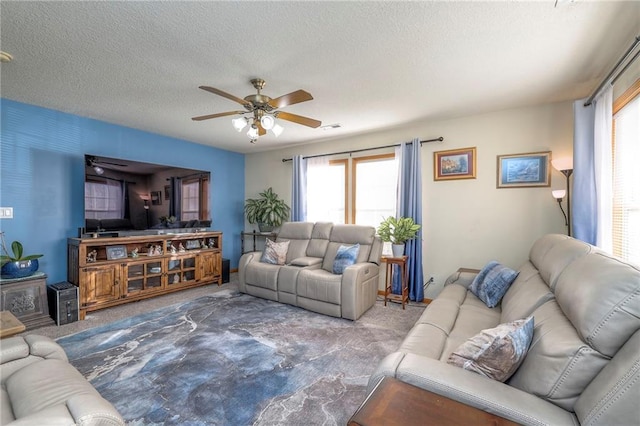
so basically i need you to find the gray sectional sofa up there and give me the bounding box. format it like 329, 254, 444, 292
1, 335, 124, 425
368, 234, 640, 425
238, 222, 383, 320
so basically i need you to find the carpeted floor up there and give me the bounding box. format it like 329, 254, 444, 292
55, 288, 424, 425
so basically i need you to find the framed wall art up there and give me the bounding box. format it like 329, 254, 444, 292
434, 147, 476, 181
151, 191, 162, 205
497, 151, 551, 188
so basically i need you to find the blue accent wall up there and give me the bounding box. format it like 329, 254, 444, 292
0, 99, 245, 283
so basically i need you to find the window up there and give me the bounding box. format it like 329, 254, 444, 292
612, 80, 640, 264
84, 179, 123, 219
307, 159, 347, 223
306, 154, 397, 226
181, 176, 209, 221
353, 154, 398, 226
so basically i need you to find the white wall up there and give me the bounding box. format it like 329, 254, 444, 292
245, 101, 573, 297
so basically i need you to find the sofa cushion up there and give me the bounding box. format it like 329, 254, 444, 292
289, 257, 323, 267
507, 300, 609, 411
469, 261, 519, 308
529, 234, 595, 291
322, 225, 374, 273
276, 222, 314, 263
332, 244, 359, 274
306, 222, 332, 258
553, 252, 640, 357
243, 261, 280, 291
500, 262, 554, 323
297, 269, 342, 305
261, 239, 289, 265
447, 316, 534, 382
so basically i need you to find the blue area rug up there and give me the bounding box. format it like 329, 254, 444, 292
57, 290, 423, 425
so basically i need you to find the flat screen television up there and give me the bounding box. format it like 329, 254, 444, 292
84, 154, 211, 236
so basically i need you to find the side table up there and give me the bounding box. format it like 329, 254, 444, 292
348, 376, 519, 426
241, 231, 277, 254
382, 256, 408, 309
0, 310, 26, 338
0, 272, 55, 330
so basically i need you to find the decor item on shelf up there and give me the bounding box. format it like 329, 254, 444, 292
377, 216, 421, 257
0, 233, 43, 279
244, 187, 291, 232
192, 78, 321, 144
551, 157, 573, 236
87, 250, 97, 263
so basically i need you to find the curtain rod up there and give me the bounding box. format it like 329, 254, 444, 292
584, 35, 640, 107
281, 137, 444, 162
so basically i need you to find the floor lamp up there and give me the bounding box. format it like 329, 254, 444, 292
551, 158, 573, 236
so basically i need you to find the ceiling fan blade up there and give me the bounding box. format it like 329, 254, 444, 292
199, 86, 253, 108
276, 111, 322, 128
101, 161, 128, 167
268, 90, 313, 109
257, 122, 267, 136
191, 111, 245, 121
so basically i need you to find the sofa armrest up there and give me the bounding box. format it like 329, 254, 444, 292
443, 267, 480, 289
341, 262, 379, 320
382, 353, 578, 426
289, 257, 323, 267
1, 335, 67, 365
238, 251, 262, 292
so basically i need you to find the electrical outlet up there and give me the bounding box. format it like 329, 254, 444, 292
0, 207, 13, 219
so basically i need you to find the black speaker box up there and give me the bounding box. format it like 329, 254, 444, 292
222, 258, 230, 283
47, 282, 79, 325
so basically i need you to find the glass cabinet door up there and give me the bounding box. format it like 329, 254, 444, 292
126, 260, 163, 294
167, 256, 197, 286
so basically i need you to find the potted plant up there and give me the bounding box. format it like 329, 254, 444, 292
377, 216, 421, 257
0, 232, 43, 279
244, 187, 291, 232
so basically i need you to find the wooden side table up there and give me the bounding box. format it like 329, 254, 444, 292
0, 310, 26, 338
382, 256, 409, 309
348, 376, 519, 426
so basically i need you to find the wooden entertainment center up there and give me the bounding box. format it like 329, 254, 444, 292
67, 231, 222, 319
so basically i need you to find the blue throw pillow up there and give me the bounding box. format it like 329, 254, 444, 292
332, 244, 360, 274
469, 261, 519, 308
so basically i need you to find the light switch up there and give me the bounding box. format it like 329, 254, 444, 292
0, 207, 13, 219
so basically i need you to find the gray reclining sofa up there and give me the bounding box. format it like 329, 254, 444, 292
238, 222, 383, 320
368, 234, 640, 425
1, 335, 124, 425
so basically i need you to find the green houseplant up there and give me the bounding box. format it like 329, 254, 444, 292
377, 216, 421, 257
244, 187, 291, 232
0, 232, 43, 279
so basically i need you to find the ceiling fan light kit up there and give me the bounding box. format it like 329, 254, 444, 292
192, 78, 321, 143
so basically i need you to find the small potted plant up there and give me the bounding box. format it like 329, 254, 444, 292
244, 187, 291, 232
377, 216, 421, 257
0, 232, 43, 279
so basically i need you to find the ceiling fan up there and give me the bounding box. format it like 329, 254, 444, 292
192, 78, 322, 142
86, 155, 127, 175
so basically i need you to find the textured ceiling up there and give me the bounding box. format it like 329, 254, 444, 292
1, 1, 638, 154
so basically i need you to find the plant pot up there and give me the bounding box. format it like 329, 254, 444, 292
258, 223, 275, 233
1, 259, 39, 279
392, 244, 405, 257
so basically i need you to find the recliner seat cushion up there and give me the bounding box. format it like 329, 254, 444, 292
297, 269, 342, 304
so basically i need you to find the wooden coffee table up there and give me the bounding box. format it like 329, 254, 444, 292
348, 376, 518, 426
0, 310, 26, 338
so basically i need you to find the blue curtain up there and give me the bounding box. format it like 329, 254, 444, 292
395, 138, 424, 302
291, 155, 306, 221
572, 99, 597, 244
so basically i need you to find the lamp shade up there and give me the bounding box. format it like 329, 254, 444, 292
260, 115, 275, 130
247, 125, 259, 139
271, 123, 284, 137
552, 189, 566, 199
552, 157, 573, 172
232, 117, 248, 132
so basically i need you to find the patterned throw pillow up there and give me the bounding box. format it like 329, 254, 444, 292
332, 244, 360, 274
260, 239, 290, 265
447, 316, 534, 382
469, 261, 519, 308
